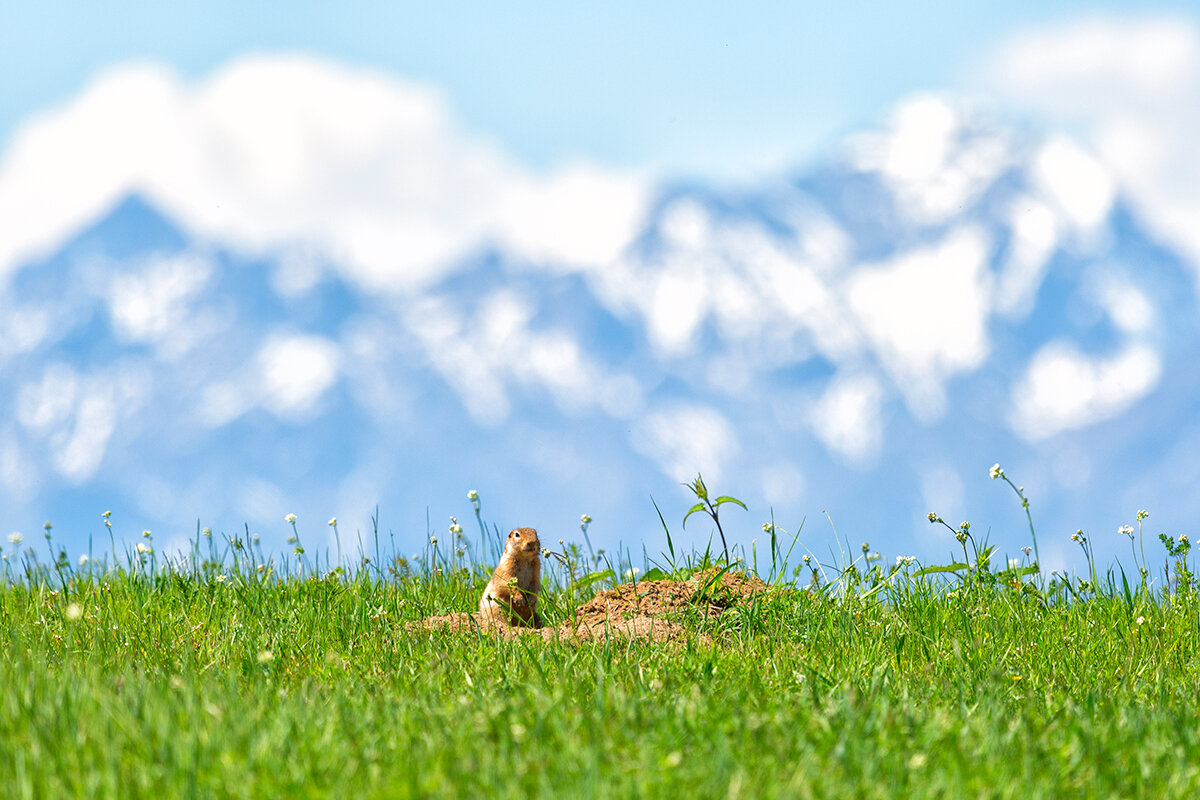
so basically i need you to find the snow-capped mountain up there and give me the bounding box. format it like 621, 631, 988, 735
1, 62, 1196, 572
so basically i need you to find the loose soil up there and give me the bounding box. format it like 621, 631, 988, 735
409, 568, 768, 643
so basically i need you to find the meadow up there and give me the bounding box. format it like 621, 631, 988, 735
2, 474, 1199, 798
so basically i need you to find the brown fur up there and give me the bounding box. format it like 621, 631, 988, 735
479, 527, 543, 628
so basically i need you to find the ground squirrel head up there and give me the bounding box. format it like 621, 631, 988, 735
505, 527, 541, 556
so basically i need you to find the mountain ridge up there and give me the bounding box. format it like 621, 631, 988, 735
1, 95, 1196, 571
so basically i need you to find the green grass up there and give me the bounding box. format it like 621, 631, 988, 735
4, 531, 1200, 799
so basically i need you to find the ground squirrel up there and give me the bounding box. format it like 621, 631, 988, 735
479, 527, 543, 628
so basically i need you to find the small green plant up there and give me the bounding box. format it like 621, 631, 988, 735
926, 514, 982, 574
1120, 509, 1152, 587
1070, 528, 1098, 596
681, 474, 746, 565
990, 463, 1040, 569
1159, 532, 1193, 595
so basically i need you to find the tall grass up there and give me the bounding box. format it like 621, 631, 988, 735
2, 476, 1199, 798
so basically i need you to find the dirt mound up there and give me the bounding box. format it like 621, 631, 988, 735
572, 568, 766, 625
408, 568, 765, 643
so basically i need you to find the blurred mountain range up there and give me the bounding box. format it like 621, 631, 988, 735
2, 91, 1197, 571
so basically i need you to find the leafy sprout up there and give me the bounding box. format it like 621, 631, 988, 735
681, 474, 747, 565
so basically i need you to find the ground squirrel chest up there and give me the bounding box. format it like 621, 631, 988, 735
479, 527, 543, 627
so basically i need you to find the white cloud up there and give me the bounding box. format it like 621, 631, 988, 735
404, 290, 642, 426
632, 404, 737, 484
257, 335, 341, 418
496, 165, 649, 268
659, 199, 712, 251
790, 207, 852, 274
0, 56, 650, 292
846, 227, 992, 419
0, 303, 50, 361
14, 363, 147, 483
1088, 274, 1154, 336
1030, 137, 1116, 232
55, 393, 116, 483
988, 17, 1197, 113
995, 197, 1059, 319
601, 198, 863, 364
106, 252, 213, 357
808, 373, 884, 466
196, 333, 342, 425
648, 269, 710, 355
847, 94, 1013, 224
866, 95, 958, 183
1009, 342, 1162, 440
986, 16, 1200, 280
15, 364, 79, 435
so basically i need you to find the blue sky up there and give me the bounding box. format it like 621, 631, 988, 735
2, 4, 1200, 574
4, 1, 1192, 176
